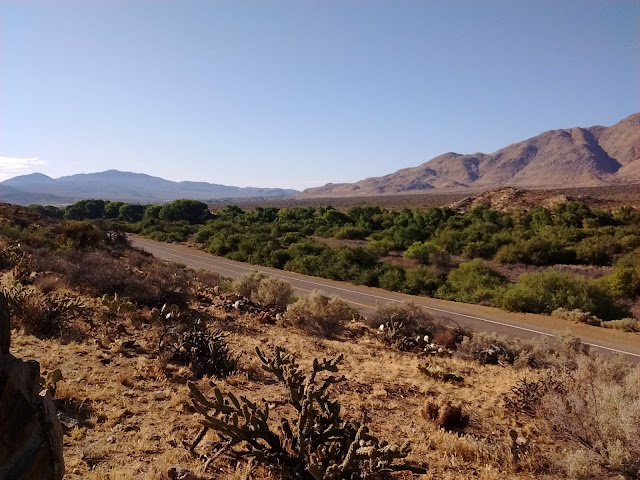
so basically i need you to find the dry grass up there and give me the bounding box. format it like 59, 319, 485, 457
6, 243, 635, 479
10, 297, 555, 480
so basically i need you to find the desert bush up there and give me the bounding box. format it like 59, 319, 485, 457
540, 354, 640, 479
504, 376, 560, 417
34, 275, 64, 294
57, 249, 129, 294
0, 244, 23, 270
456, 331, 553, 369
254, 276, 294, 310
551, 308, 603, 327
230, 271, 293, 311
603, 317, 640, 332
188, 347, 425, 478
127, 249, 153, 269
134, 261, 191, 308
368, 301, 437, 334
55, 220, 106, 249
191, 269, 224, 289
284, 290, 356, 337
230, 271, 266, 298
422, 400, 468, 432
2, 278, 85, 337
161, 320, 236, 378
35, 248, 191, 308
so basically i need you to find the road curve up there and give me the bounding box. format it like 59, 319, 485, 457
130, 236, 640, 362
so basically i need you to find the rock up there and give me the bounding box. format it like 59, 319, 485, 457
0, 297, 65, 479
168, 465, 197, 480
0, 293, 9, 355
0, 355, 65, 479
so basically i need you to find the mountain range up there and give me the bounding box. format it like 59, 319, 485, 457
3, 113, 638, 205
0, 170, 298, 205
303, 112, 640, 196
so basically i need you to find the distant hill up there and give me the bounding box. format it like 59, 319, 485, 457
303, 113, 640, 196
0, 170, 298, 205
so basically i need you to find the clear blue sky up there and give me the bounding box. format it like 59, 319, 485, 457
1, 0, 638, 189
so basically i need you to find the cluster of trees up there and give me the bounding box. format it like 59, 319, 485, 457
30, 199, 212, 225
27, 200, 640, 321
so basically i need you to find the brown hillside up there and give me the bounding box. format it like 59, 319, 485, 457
303, 113, 640, 196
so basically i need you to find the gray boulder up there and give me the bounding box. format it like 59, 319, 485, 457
0, 292, 65, 479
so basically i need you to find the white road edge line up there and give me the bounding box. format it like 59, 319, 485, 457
134, 239, 640, 359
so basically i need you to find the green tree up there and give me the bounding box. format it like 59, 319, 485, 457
118, 203, 146, 222
143, 204, 162, 220
104, 201, 125, 218
159, 199, 212, 224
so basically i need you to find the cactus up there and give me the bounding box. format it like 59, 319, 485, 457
149, 303, 181, 323
101, 293, 136, 314
188, 347, 426, 478
41, 368, 63, 396
418, 361, 464, 383
0, 244, 24, 270
162, 321, 236, 378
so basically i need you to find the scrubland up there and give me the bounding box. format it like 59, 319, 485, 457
1, 203, 639, 479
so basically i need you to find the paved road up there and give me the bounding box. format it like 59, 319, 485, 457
131, 236, 640, 362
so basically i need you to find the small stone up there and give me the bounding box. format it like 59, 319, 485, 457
168, 465, 197, 480
107, 436, 115, 443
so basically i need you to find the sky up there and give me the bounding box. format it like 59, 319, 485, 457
1, 1, 639, 190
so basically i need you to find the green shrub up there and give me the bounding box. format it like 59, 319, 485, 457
403, 267, 443, 295
494, 237, 574, 266
377, 265, 406, 292
334, 225, 367, 240
573, 235, 620, 265
404, 241, 440, 265
601, 267, 640, 298
500, 269, 627, 320
437, 259, 506, 304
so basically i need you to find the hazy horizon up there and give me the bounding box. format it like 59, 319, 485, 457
2, 1, 638, 189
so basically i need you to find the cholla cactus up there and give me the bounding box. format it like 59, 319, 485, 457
188, 347, 426, 479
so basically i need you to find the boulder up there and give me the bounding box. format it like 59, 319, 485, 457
1, 293, 9, 355
0, 293, 65, 479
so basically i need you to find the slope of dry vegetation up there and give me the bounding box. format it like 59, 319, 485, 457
1, 204, 639, 479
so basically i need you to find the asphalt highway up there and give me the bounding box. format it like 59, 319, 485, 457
130, 236, 640, 362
